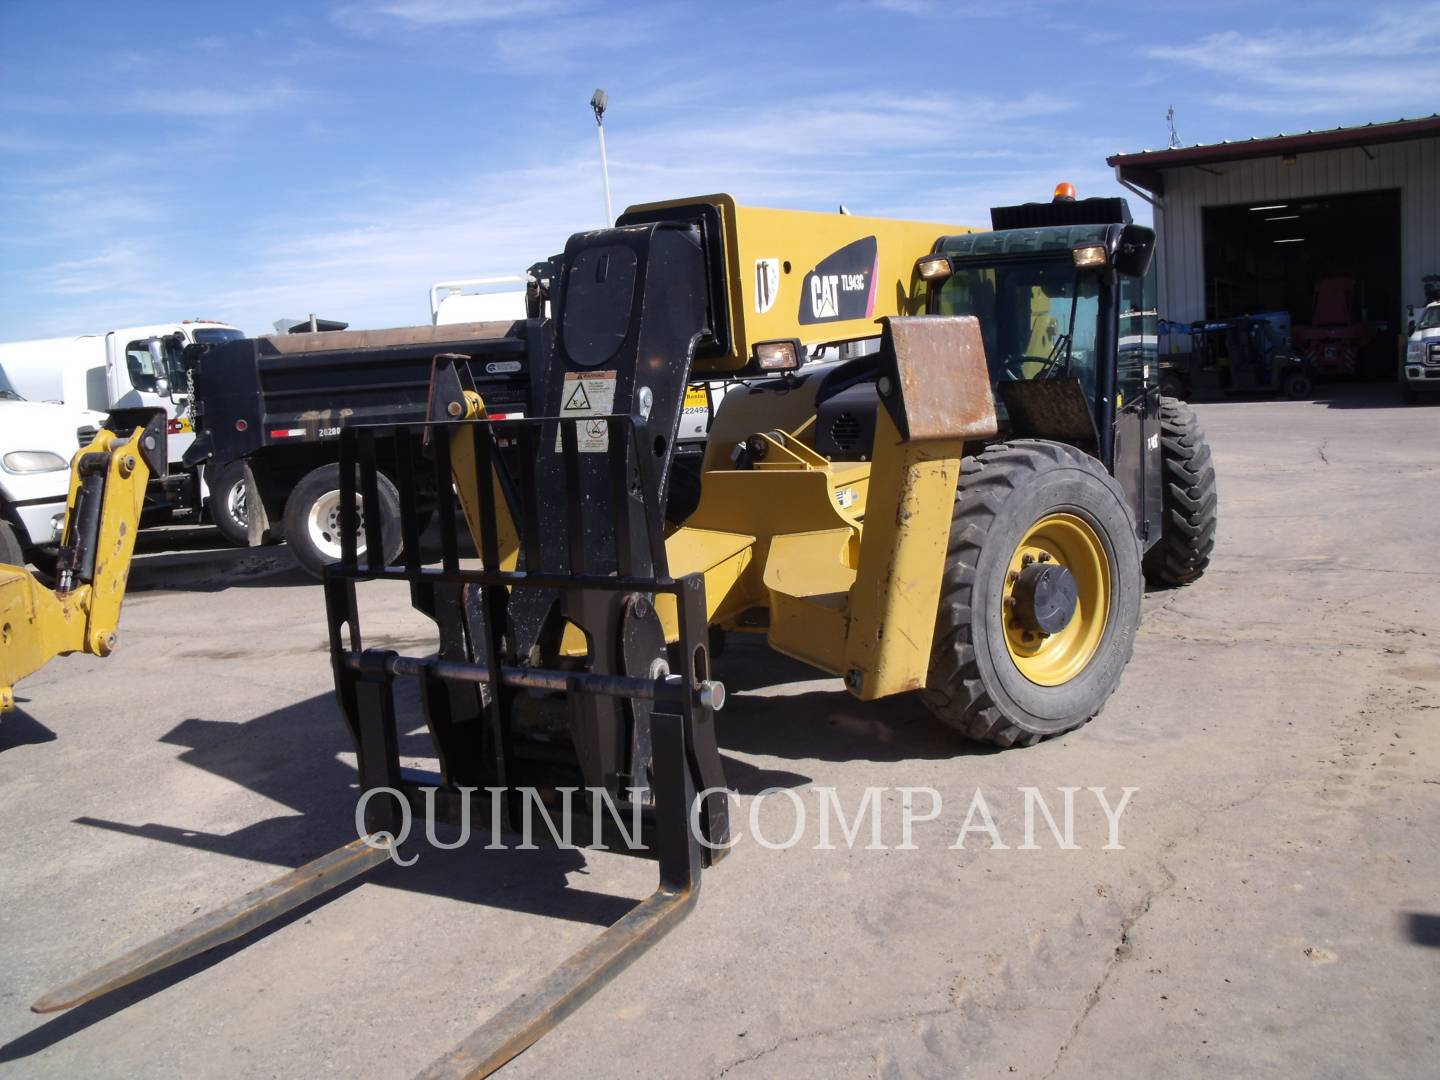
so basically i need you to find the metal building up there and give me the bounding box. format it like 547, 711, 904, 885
1108, 115, 1439, 380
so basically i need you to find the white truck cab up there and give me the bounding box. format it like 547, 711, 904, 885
0, 320, 244, 519
0, 367, 107, 571
1402, 301, 1440, 403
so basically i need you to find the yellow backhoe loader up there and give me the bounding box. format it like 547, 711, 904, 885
1, 410, 166, 712
34, 189, 1216, 1076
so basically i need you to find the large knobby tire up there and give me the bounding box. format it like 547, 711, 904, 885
283, 464, 402, 579
208, 461, 252, 547
922, 440, 1142, 748
1142, 397, 1217, 587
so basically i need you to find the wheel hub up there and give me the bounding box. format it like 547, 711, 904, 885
308, 491, 366, 560
227, 479, 248, 528
1011, 560, 1077, 635
1002, 512, 1112, 687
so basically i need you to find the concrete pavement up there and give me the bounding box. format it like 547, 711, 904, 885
1, 387, 1436, 1078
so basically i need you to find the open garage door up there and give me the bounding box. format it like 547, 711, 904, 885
1202, 189, 1401, 381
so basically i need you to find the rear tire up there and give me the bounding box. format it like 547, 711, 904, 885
283, 464, 402, 579
1158, 371, 1187, 400
1142, 397, 1217, 587
208, 462, 252, 547
922, 440, 1142, 747
1281, 369, 1313, 399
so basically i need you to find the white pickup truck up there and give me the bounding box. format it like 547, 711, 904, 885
0, 321, 244, 524
1402, 301, 1440, 403
0, 368, 107, 573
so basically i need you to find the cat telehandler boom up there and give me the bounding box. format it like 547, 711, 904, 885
35, 188, 1216, 1077
1, 410, 166, 712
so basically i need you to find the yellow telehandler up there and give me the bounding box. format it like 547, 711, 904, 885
1, 410, 166, 712
34, 189, 1215, 1076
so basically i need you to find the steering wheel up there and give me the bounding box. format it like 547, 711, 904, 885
997, 355, 1053, 382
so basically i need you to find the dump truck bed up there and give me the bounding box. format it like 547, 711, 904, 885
188, 320, 539, 467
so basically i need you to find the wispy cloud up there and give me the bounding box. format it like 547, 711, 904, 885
123, 79, 299, 118
332, 0, 572, 33
1150, 4, 1440, 115
330, 0, 654, 71
39, 249, 151, 296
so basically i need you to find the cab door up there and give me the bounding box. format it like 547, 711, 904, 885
1113, 276, 1163, 548
1112, 386, 1162, 547
105, 332, 192, 468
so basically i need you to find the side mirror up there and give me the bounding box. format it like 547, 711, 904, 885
154, 376, 171, 397
1114, 223, 1156, 278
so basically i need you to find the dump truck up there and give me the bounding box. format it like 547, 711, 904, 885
183, 278, 716, 576
34, 187, 1217, 1076
1, 410, 166, 712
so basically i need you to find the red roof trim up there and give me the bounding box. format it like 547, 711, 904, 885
1107, 115, 1440, 183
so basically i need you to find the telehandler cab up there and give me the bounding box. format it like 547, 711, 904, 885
36, 188, 1216, 1077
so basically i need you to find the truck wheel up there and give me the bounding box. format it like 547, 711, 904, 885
922, 440, 1142, 747
283, 464, 403, 579
0, 520, 24, 567
1281, 370, 1313, 399
208, 462, 253, 547
1142, 397, 1217, 588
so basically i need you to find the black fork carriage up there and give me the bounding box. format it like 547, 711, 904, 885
34, 386, 732, 1078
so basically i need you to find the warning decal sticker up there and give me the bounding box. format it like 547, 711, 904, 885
556, 369, 617, 453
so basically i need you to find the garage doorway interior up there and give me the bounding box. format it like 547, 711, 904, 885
1202, 188, 1401, 380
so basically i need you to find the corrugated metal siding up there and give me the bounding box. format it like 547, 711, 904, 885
1153, 137, 1438, 347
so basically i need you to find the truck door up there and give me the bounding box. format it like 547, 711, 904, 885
105, 332, 191, 469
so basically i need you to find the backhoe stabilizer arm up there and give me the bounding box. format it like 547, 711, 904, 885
1, 409, 166, 711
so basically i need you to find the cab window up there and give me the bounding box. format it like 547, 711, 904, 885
125, 340, 164, 393
124, 338, 185, 396
1117, 272, 1157, 407
935, 257, 1102, 403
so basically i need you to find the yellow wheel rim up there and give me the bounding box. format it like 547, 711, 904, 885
1002, 512, 1110, 686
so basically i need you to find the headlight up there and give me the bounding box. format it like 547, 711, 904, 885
2, 450, 69, 473
753, 339, 801, 372
915, 254, 953, 281
1073, 244, 1108, 268
1408, 341, 1423, 362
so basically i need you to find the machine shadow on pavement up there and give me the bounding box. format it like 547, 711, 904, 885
715, 636, 995, 765
70, 682, 646, 925
1403, 912, 1440, 949
126, 522, 472, 594
0, 707, 57, 751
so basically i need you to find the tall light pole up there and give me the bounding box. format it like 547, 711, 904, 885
590, 88, 614, 227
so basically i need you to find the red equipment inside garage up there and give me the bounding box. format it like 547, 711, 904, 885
1201, 189, 1402, 381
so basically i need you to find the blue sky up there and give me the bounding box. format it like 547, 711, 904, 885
2, 0, 1437, 339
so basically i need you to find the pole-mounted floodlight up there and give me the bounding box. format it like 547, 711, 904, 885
591, 88, 614, 227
